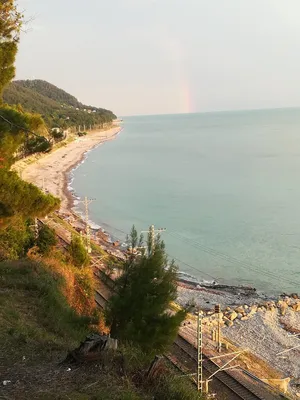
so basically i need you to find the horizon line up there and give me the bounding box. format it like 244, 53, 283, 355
121, 105, 300, 119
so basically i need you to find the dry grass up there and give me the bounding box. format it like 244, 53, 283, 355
0, 259, 203, 400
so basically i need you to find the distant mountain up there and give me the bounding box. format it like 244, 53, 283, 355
3, 79, 116, 129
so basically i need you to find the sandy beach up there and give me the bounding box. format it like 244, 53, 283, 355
17, 125, 121, 212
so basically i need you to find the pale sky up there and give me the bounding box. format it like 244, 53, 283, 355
16, 0, 300, 116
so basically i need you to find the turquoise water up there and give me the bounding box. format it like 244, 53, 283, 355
72, 109, 300, 294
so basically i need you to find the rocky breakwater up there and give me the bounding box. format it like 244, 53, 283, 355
220, 294, 300, 397
199, 293, 300, 331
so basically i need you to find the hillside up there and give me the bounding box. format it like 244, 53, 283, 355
3, 80, 116, 129
0, 259, 200, 400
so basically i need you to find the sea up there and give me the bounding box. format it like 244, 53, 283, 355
72, 109, 300, 295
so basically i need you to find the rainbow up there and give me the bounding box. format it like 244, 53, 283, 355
161, 32, 194, 114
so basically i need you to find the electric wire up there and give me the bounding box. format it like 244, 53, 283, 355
166, 231, 300, 288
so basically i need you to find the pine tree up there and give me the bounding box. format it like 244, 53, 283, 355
0, 0, 23, 98
105, 226, 186, 355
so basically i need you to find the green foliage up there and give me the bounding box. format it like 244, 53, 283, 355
69, 234, 90, 268
105, 227, 186, 355
0, 260, 95, 351
51, 130, 64, 141
0, 169, 60, 224
148, 374, 201, 400
119, 345, 202, 400
0, 1, 23, 98
24, 135, 52, 155
0, 104, 47, 166
77, 131, 87, 136
0, 217, 34, 260
0, 5, 59, 233
37, 225, 57, 255
3, 80, 117, 129
0, 107, 58, 227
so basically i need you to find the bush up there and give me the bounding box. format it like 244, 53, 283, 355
77, 131, 87, 137
0, 217, 34, 261
69, 234, 90, 268
24, 136, 52, 154
51, 130, 64, 141
37, 224, 57, 254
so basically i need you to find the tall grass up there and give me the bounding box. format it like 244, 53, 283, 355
0, 260, 97, 345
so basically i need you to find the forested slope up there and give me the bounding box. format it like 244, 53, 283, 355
3, 79, 116, 129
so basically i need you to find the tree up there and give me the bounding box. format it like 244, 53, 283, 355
0, 0, 60, 256
0, 0, 23, 98
0, 216, 34, 260
105, 227, 186, 355
69, 234, 90, 268
37, 225, 57, 255
0, 169, 60, 227
24, 135, 52, 155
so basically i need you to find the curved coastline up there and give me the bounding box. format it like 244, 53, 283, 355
20, 125, 122, 212
63, 128, 123, 211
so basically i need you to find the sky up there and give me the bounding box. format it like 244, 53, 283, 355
16, 0, 300, 116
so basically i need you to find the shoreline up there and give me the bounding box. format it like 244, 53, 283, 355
19, 125, 122, 213
62, 128, 122, 212
19, 125, 298, 303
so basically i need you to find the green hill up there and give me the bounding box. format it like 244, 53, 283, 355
3, 80, 116, 129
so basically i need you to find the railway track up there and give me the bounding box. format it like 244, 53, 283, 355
173, 335, 286, 400
39, 217, 289, 400
95, 289, 108, 309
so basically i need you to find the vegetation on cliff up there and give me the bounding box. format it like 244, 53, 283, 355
0, 2, 60, 232
3, 79, 117, 129
0, 0, 22, 97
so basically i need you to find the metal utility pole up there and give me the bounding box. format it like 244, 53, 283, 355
17, 167, 23, 179
197, 311, 203, 393
84, 196, 93, 253
215, 304, 222, 352
35, 218, 39, 240
80, 230, 84, 245
30, 217, 39, 240
141, 225, 166, 256
77, 197, 95, 254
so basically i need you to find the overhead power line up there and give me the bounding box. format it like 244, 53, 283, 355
168, 254, 219, 282
0, 113, 50, 142
73, 209, 299, 288
166, 231, 300, 288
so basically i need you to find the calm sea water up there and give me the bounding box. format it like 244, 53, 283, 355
72, 109, 300, 294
